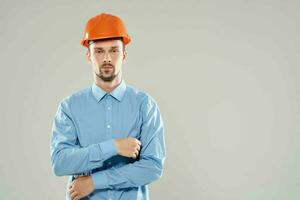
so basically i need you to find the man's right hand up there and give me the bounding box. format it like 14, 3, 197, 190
114, 137, 141, 159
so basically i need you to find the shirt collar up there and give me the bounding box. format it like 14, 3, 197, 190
92, 81, 127, 102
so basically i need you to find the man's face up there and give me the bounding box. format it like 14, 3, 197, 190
87, 39, 127, 82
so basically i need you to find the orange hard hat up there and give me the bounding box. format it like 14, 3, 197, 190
81, 13, 131, 48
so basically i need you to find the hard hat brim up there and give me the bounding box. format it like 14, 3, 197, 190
81, 35, 131, 48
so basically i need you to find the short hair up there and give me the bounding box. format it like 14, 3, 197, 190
88, 37, 125, 52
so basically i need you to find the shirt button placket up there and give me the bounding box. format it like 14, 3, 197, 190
105, 95, 113, 137
106, 95, 113, 200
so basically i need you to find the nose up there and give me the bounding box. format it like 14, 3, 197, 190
104, 52, 112, 63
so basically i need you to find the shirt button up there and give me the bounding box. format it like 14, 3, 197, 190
107, 125, 111, 128
107, 107, 111, 110
108, 162, 112, 165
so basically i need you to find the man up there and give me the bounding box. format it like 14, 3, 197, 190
50, 12, 166, 200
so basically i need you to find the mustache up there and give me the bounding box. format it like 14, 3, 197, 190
101, 63, 114, 68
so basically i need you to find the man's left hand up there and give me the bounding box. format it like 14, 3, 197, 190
69, 175, 95, 200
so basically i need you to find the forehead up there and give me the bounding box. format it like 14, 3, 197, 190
90, 39, 122, 49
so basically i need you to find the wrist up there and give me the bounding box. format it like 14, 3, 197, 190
88, 176, 95, 191
114, 139, 120, 155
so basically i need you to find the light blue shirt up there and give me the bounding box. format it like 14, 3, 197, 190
50, 81, 166, 200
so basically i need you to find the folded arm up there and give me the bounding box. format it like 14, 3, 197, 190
50, 99, 118, 176
91, 96, 167, 189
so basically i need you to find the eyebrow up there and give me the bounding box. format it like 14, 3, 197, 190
93, 46, 120, 50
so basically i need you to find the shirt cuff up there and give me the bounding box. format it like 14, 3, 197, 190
99, 139, 118, 156
89, 139, 118, 162
91, 171, 108, 189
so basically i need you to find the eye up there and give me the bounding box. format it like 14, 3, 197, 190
95, 50, 104, 54
111, 49, 119, 53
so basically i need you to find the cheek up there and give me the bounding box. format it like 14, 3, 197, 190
91, 57, 102, 66
113, 56, 123, 66
91, 61, 101, 72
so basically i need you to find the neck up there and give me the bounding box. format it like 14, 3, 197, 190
94, 74, 122, 93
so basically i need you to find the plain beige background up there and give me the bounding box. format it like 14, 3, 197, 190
0, 0, 299, 199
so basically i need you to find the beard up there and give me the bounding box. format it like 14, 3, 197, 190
95, 63, 119, 82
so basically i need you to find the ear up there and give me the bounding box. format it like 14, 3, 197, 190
122, 51, 128, 62
86, 50, 91, 64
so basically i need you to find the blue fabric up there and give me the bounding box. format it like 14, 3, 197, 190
50, 80, 166, 200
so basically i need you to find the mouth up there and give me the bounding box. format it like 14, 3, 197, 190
101, 64, 113, 69
101, 68, 113, 73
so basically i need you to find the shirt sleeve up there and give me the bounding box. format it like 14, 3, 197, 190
50, 98, 118, 176
91, 96, 167, 189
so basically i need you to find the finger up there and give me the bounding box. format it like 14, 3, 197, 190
71, 193, 78, 200
69, 188, 75, 195
69, 184, 75, 192
134, 138, 141, 146
131, 153, 137, 159
70, 191, 78, 200
70, 190, 77, 198
73, 196, 80, 200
